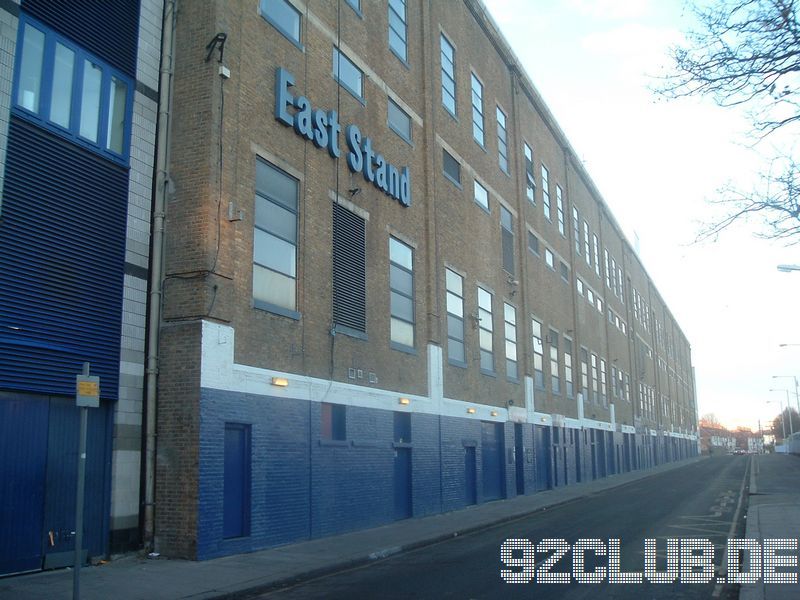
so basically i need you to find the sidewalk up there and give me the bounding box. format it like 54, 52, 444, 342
1, 456, 704, 600
740, 453, 800, 600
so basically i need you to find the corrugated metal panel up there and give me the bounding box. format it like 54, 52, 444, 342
0, 118, 128, 399
332, 202, 366, 333
21, 0, 140, 77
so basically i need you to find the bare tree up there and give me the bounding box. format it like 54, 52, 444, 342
657, 0, 800, 242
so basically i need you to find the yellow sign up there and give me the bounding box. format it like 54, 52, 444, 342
77, 381, 99, 396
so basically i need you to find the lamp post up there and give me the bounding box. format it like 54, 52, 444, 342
772, 375, 800, 414
769, 389, 793, 437
767, 398, 787, 441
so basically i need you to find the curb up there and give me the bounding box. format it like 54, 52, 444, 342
217, 456, 707, 599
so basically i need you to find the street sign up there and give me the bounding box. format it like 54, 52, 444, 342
75, 375, 100, 408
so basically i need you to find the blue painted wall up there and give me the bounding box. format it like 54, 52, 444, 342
196, 388, 697, 560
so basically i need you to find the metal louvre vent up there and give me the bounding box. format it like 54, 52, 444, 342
22, 0, 140, 78
332, 202, 366, 333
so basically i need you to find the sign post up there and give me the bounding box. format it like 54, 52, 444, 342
74, 363, 99, 600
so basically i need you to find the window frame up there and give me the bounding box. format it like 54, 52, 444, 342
252, 158, 300, 319
333, 47, 364, 102
473, 178, 489, 212
524, 143, 535, 202
471, 72, 484, 146
504, 302, 518, 381
388, 0, 408, 63
387, 96, 412, 143
556, 185, 565, 236
389, 236, 416, 352
445, 268, 466, 367
549, 329, 561, 395
496, 105, 509, 173
443, 148, 461, 187
532, 318, 545, 388
541, 165, 551, 220
259, 0, 303, 48
440, 33, 457, 117
477, 286, 494, 374
12, 16, 134, 166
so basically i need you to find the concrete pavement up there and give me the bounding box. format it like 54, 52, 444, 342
740, 453, 800, 600
0, 456, 707, 600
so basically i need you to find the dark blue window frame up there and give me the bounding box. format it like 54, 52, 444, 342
12, 15, 134, 167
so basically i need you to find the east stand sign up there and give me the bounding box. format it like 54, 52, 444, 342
274, 67, 412, 207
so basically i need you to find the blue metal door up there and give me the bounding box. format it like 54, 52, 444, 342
43, 397, 112, 569
464, 446, 477, 505
481, 422, 504, 501
534, 425, 551, 490
0, 394, 48, 575
223, 424, 250, 539
393, 448, 412, 520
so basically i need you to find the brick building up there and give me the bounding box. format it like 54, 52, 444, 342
0, 0, 161, 575
151, 0, 699, 560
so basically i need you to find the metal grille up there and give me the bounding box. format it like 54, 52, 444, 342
332, 202, 366, 333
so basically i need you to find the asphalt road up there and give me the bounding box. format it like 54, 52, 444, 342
257, 455, 749, 599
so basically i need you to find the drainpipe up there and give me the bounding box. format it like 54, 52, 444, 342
144, 0, 177, 552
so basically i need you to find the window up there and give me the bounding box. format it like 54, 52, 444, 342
549, 329, 560, 394
321, 403, 346, 440
388, 97, 411, 142
564, 338, 574, 398
471, 73, 484, 146
618, 266, 624, 302
474, 179, 489, 211
560, 261, 569, 283
532, 319, 545, 387
580, 347, 589, 401
390, 237, 415, 349
443, 149, 461, 185
556, 185, 565, 235
388, 0, 407, 62
545, 248, 554, 270
440, 34, 456, 116
593, 234, 600, 276
541, 165, 550, 219
333, 202, 366, 334
605, 249, 611, 288
504, 303, 518, 380
583, 221, 591, 266
478, 287, 494, 373
591, 353, 599, 403
524, 143, 535, 202
497, 106, 508, 173
346, 0, 361, 12
260, 0, 301, 46
576, 278, 584, 295
253, 159, 299, 315
14, 18, 133, 163
600, 358, 607, 406
446, 269, 465, 364
500, 205, 514, 276
527, 231, 539, 255
573, 207, 581, 254
611, 365, 619, 399
333, 48, 363, 100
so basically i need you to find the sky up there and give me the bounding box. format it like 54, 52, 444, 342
483, 0, 800, 431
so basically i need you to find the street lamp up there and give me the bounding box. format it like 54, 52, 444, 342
777, 264, 800, 272
767, 397, 788, 440
769, 389, 794, 437
772, 375, 800, 414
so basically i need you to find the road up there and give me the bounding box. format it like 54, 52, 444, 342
256, 455, 749, 599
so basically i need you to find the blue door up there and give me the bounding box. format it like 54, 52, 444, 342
42, 397, 112, 569
393, 448, 412, 519
464, 446, 477, 505
534, 425, 551, 490
481, 422, 504, 502
0, 394, 48, 575
223, 424, 250, 539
